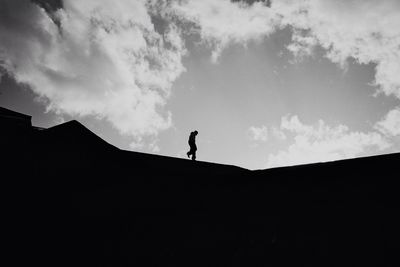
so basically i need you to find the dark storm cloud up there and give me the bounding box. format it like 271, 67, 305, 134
0, 0, 56, 71
31, 0, 63, 26
0, 0, 187, 139
0, 0, 61, 23
0, 1, 42, 30
32, 0, 63, 12
0, 0, 61, 96
232, 0, 271, 7
172, 0, 400, 98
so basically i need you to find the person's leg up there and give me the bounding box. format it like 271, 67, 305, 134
187, 144, 194, 158
188, 145, 195, 159
192, 150, 196, 161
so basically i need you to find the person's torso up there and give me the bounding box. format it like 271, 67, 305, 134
189, 133, 196, 144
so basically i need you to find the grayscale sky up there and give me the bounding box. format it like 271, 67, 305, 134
1, 0, 400, 169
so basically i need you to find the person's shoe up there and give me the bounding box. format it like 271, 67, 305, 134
186, 152, 190, 158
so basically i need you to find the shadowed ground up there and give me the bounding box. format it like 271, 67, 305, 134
2, 114, 399, 266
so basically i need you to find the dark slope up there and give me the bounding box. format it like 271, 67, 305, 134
32, 120, 118, 177
44, 120, 116, 149
32, 119, 245, 176
3, 118, 400, 267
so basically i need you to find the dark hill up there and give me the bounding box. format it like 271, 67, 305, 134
2, 110, 399, 267
43, 119, 117, 150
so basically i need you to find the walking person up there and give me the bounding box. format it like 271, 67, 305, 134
187, 130, 198, 160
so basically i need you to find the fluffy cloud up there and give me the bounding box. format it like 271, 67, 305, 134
171, 0, 279, 62
248, 125, 269, 142
0, 0, 186, 138
2, 0, 399, 158
273, 0, 400, 98
248, 125, 287, 143
171, 0, 400, 165
129, 136, 160, 153
266, 115, 389, 168
375, 108, 400, 137
172, 0, 400, 97
271, 126, 287, 140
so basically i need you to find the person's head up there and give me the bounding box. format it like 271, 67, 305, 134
194, 130, 198, 135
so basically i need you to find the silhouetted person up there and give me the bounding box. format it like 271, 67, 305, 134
187, 130, 198, 160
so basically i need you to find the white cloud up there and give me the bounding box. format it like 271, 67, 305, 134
129, 137, 145, 151
171, 0, 400, 159
266, 115, 390, 168
171, 0, 400, 97
273, 0, 400, 98
248, 125, 287, 143
248, 125, 269, 142
171, 0, 279, 62
0, 0, 186, 138
375, 108, 400, 137
53, 115, 65, 125
129, 136, 160, 153
149, 139, 161, 153
271, 126, 287, 140
2, 0, 400, 158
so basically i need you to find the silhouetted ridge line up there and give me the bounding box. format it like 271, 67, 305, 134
42, 119, 117, 151
117, 149, 249, 178
255, 151, 400, 172
2, 106, 400, 267
0, 106, 32, 127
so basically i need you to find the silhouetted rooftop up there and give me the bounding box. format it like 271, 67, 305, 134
0, 106, 32, 126
2, 106, 399, 267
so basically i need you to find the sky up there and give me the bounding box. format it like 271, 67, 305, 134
1, 0, 400, 170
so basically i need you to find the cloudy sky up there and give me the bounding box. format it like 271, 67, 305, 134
1, 0, 400, 169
